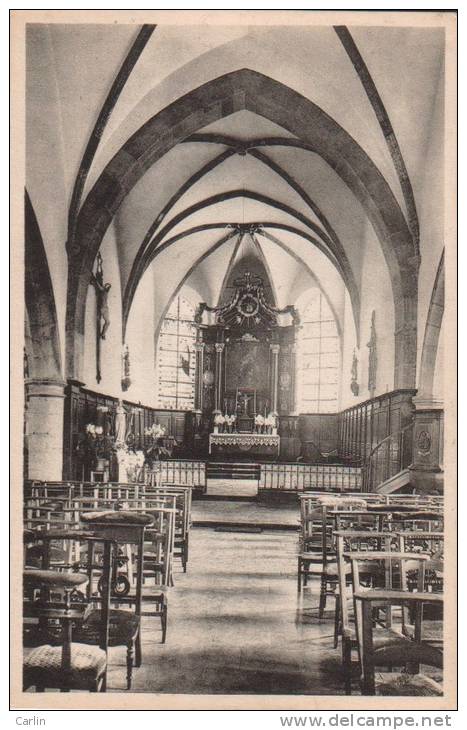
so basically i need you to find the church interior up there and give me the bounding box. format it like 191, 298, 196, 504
21, 19, 447, 698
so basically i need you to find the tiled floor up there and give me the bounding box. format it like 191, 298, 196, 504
108, 526, 345, 695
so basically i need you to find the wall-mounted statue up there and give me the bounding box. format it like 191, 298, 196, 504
350, 349, 359, 396
367, 310, 377, 397
91, 251, 111, 383
121, 343, 131, 391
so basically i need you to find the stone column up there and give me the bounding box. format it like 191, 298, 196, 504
394, 322, 418, 390
408, 396, 444, 494
194, 342, 205, 412
270, 344, 280, 414
25, 378, 66, 480
214, 343, 225, 412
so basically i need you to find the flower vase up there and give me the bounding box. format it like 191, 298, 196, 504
214, 425, 219, 434
272, 426, 277, 436
96, 457, 108, 472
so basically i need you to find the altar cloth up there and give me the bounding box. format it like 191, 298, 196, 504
209, 432, 280, 458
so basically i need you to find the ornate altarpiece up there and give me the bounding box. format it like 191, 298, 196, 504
193, 272, 299, 450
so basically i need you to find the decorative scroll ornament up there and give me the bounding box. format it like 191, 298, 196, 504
195, 271, 299, 330
367, 310, 377, 396
121, 344, 131, 391
350, 349, 359, 396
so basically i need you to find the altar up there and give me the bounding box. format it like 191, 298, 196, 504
209, 432, 280, 460
193, 269, 299, 460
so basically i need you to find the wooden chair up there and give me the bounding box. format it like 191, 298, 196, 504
390, 510, 443, 533
297, 501, 375, 616
397, 532, 444, 623
143, 506, 176, 589
353, 589, 443, 695
347, 551, 443, 695
159, 485, 192, 573
79, 510, 155, 688
112, 500, 176, 640
23, 544, 113, 692
316, 509, 389, 617
334, 532, 401, 693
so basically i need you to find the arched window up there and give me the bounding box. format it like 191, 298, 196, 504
156, 296, 196, 410
297, 290, 340, 413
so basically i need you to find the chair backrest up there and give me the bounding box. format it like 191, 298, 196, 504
143, 507, 176, 586
335, 532, 400, 635
348, 550, 430, 642
23, 532, 114, 656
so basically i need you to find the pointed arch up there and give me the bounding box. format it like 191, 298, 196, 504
418, 251, 445, 398
25, 190, 63, 381
67, 68, 418, 388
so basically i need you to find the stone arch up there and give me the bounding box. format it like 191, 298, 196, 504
25, 190, 63, 381
67, 68, 418, 387
418, 250, 444, 399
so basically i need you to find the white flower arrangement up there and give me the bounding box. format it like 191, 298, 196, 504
85, 423, 103, 436
265, 412, 277, 427
144, 423, 166, 439
224, 414, 236, 426
214, 413, 226, 426
254, 414, 265, 426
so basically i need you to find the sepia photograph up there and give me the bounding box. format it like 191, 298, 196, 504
10, 9, 457, 711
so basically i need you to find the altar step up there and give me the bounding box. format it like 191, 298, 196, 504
206, 478, 258, 498
206, 461, 261, 481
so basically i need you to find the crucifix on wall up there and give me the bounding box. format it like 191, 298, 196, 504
91, 252, 111, 383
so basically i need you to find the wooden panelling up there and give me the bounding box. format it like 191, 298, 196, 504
338, 389, 416, 465
62, 382, 189, 479
298, 414, 339, 457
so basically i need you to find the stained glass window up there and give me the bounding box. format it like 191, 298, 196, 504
156, 296, 196, 410
297, 290, 340, 413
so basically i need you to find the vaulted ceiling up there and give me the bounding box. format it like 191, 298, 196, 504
25, 20, 445, 379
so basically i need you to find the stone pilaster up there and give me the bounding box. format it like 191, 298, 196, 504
408, 396, 444, 494
394, 321, 417, 390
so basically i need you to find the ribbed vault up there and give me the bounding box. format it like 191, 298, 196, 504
66, 68, 418, 390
